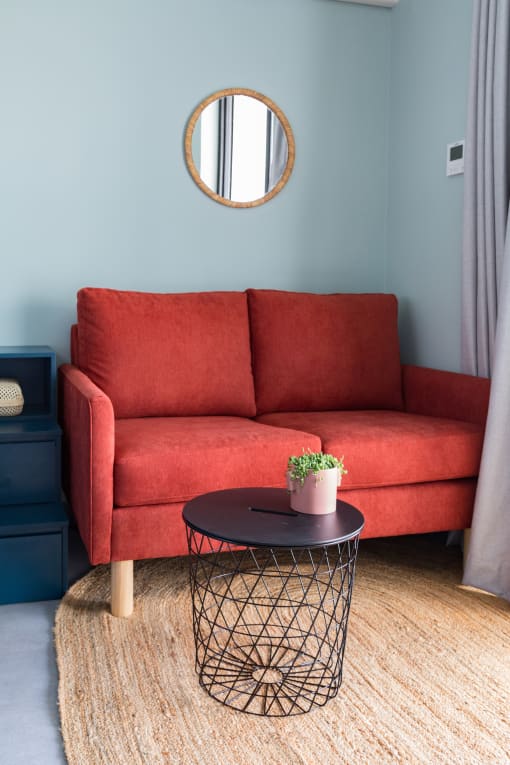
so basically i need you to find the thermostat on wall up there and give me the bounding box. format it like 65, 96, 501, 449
446, 140, 465, 176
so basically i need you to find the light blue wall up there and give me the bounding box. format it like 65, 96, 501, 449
0, 0, 391, 362
386, 0, 473, 371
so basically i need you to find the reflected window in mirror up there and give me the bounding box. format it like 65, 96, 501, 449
185, 88, 295, 208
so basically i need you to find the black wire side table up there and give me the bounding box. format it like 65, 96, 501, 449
183, 488, 364, 717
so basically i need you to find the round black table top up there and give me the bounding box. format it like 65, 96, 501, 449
183, 488, 364, 548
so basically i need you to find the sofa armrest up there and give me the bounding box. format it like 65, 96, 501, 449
59, 363, 115, 565
402, 365, 490, 426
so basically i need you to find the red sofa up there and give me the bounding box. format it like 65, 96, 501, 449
59, 288, 490, 616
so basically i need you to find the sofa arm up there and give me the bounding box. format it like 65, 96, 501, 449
59, 363, 115, 565
402, 365, 490, 426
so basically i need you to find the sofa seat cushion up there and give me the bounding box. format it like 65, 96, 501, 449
247, 290, 403, 414
114, 416, 321, 507
77, 288, 256, 418
256, 410, 484, 489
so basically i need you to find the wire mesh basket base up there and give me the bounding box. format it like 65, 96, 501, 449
198, 637, 340, 716
187, 531, 359, 717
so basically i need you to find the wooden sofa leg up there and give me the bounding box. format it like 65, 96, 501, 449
111, 560, 134, 618
463, 528, 471, 573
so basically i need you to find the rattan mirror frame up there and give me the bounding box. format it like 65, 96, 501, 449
184, 87, 295, 208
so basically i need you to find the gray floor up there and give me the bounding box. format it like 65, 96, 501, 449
0, 528, 91, 765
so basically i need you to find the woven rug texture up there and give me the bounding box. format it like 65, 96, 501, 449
55, 537, 510, 765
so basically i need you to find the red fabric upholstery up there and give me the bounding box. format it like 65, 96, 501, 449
114, 416, 321, 507
76, 288, 256, 418
58, 364, 115, 565
111, 503, 188, 561
403, 365, 490, 425
247, 290, 403, 414
109, 480, 477, 562
256, 410, 484, 489
344, 479, 477, 539
60, 289, 490, 568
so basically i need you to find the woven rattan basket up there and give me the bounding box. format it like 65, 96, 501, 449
0, 379, 24, 416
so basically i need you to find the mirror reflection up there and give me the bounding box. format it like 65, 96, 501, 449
185, 89, 295, 208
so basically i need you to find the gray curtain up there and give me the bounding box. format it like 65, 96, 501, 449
266, 113, 288, 194
217, 96, 233, 200
462, 0, 510, 600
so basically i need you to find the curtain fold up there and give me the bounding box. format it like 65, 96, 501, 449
217, 96, 233, 200
266, 113, 288, 194
462, 0, 510, 601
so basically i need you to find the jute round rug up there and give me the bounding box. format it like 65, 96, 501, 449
55, 537, 510, 765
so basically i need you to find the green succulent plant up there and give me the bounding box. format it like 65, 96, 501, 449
287, 449, 347, 487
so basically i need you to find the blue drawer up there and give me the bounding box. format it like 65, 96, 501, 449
0, 438, 60, 505
0, 503, 68, 604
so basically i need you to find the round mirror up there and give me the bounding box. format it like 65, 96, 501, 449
184, 88, 295, 208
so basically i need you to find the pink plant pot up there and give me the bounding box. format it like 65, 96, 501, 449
286, 467, 341, 515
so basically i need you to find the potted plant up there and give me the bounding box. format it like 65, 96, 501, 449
286, 450, 347, 515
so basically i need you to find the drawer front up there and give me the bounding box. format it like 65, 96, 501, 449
0, 532, 65, 604
0, 440, 60, 505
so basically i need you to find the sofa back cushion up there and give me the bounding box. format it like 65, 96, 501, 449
77, 288, 256, 418
247, 289, 403, 414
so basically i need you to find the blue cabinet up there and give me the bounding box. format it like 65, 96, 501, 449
0, 346, 56, 420
0, 422, 62, 505
0, 504, 68, 604
0, 346, 68, 604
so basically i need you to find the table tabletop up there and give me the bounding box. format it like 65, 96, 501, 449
183, 487, 364, 548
